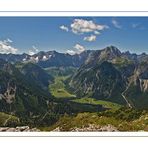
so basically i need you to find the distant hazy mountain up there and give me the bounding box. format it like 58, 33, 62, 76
0, 47, 147, 69
0, 53, 31, 63
32, 50, 93, 68
0, 50, 94, 68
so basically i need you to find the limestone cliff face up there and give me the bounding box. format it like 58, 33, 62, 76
132, 64, 148, 92
139, 79, 148, 92
0, 82, 16, 104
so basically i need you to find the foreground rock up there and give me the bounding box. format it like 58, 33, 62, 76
0, 126, 40, 132
52, 124, 119, 132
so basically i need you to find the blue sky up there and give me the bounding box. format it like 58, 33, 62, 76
0, 17, 148, 55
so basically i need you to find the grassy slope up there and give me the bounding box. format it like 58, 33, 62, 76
46, 68, 148, 132
49, 75, 122, 110
73, 98, 122, 110
0, 112, 20, 127
49, 76, 76, 99
43, 109, 148, 131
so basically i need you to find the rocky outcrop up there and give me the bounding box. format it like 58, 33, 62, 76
2, 82, 16, 104
52, 124, 118, 132
139, 79, 148, 92
0, 126, 40, 132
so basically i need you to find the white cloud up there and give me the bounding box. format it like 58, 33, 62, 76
28, 46, 39, 55
60, 25, 69, 32
66, 44, 86, 55
66, 50, 76, 55
84, 35, 96, 42
0, 39, 18, 54
71, 19, 108, 34
112, 19, 122, 29
74, 44, 85, 53
28, 51, 35, 56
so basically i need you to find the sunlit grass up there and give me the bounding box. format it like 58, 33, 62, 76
73, 98, 122, 110
49, 76, 76, 99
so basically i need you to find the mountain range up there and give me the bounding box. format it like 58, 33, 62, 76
0, 46, 147, 68
0, 50, 93, 67
0, 45, 147, 128
69, 46, 148, 109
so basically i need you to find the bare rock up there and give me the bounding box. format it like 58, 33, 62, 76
52, 124, 119, 132
0, 126, 40, 132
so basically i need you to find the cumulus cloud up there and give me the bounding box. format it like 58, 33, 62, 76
66, 44, 86, 55
84, 35, 96, 42
74, 44, 85, 53
28, 46, 39, 55
66, 49, 76, 55
112, 19, 122, 29
71, 19, 108, 34
60, 25, 69, 32
0, 39, 18, 54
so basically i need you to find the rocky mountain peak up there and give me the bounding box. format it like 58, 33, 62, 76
101, 46, 122, 57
